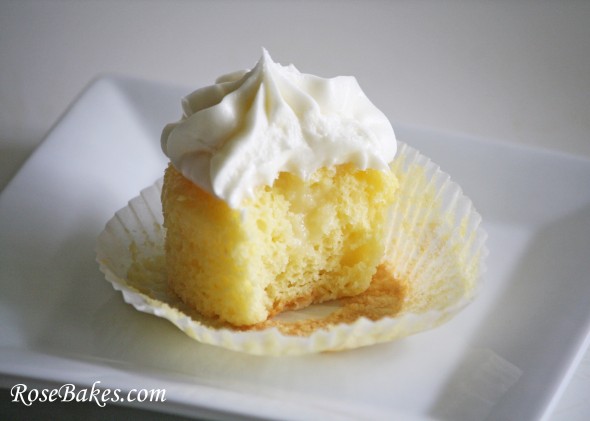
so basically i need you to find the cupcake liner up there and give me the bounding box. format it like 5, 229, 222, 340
96, 142, 488, 356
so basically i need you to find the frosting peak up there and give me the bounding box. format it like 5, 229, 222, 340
161, 49, 397, 208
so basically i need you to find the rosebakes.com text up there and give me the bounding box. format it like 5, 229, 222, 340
10, 381, 166, 407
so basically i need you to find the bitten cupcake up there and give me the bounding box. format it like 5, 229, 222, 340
160, 49, 399, 326
97, 50, 487, 355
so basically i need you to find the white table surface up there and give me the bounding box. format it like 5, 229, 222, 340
1, 1, 589, 419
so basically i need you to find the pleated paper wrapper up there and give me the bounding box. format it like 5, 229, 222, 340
96, 142, 488, 356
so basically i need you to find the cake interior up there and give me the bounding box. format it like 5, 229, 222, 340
162, 163, 398, 326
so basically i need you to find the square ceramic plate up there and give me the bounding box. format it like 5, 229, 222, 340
1, 76, 589, 420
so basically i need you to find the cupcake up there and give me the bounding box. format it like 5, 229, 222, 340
160, 49, 399, 326
97, 50, 487, 355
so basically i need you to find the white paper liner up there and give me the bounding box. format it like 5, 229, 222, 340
96, 142, 488, 356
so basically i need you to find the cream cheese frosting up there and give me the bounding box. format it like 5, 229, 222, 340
161, 49, 397, 208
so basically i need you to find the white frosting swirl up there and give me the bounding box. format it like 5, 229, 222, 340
161, 49, 397, 208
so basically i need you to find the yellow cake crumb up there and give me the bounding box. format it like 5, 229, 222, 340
162, 163, 398, 326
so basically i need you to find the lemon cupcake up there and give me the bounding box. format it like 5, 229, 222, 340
97, 50, 487, 355
160, 49, 399, 326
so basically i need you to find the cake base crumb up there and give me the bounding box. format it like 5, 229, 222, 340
127, 248, 407, 337
255, 264, 406, 336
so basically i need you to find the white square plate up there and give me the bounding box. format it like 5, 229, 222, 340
1, 76, 589, 420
